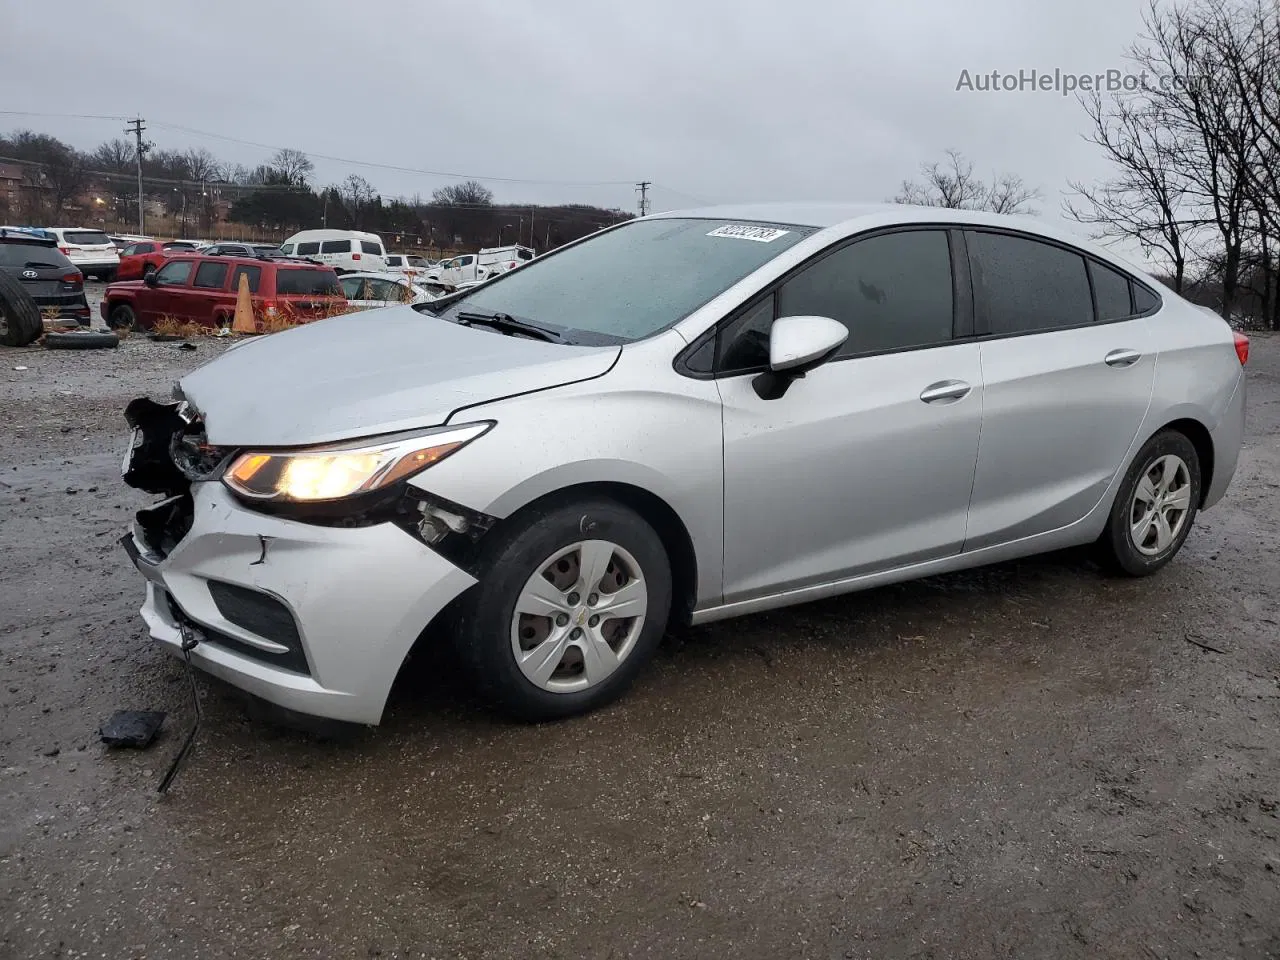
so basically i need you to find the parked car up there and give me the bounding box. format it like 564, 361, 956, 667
339, 271, 438, 309
279, 229, 387, 274
118, 203, 1247, 727
110, 233, 153, 251
162, 240, 205, 252
102, 253, 344, 330
424, 245, 533, 287
382, 254, 434, 281
116, 239, 215, 280
202, 242, 280, 258
0, 228, 91, 327
44, 227, 120, 280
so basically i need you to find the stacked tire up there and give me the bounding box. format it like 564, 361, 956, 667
0, 270, 43, 347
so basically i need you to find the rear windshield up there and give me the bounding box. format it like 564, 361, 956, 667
448, 218, 813, 343
320, 239, 351, 253
275, 268, 340, 296
0, 241, 72, 269
296, 241, 320, 255
64, 230, 111, 246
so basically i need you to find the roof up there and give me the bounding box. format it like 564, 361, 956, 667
0, 227, 55, 246
651, 201, 1077, 233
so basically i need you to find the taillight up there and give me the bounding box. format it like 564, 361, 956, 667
59, 246, 70, 254
61, 271, 83, 289
1233, 331, 1250, 365
352, 253, 361, 260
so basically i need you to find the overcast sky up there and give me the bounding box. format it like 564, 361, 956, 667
7, 0, 1152, 239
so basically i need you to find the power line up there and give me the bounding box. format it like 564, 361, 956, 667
0, 110, 133, 122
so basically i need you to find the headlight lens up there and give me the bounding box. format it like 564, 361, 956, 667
223, 422, 491, 502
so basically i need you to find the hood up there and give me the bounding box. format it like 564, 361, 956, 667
179, 306, 620, 446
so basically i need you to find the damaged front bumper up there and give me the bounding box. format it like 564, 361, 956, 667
120, 401, 478, 725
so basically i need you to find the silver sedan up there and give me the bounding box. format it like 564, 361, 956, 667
119, 203, 1248, 724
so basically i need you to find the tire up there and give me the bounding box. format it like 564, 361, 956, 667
0, 269, 43, 347
44, 331, 120, 350
107, 303, 136, 331
1100, 429, 1202, 576
455, 498, 672, 721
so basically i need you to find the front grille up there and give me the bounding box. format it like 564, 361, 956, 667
207, 581, 310, 675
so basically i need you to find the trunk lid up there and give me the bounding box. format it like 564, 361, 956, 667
179, 305, 620, 446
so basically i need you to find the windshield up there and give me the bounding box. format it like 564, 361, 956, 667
441, 218, 812, 343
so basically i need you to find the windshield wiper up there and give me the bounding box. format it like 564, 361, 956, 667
455, 310, 563, 343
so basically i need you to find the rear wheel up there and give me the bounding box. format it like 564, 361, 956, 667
1100, 430, 1201, 576
455, 499, 672, 721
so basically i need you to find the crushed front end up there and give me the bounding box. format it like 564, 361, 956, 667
118, 394, 479, 725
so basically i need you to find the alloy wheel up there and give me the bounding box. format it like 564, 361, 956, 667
509, 539, 648, 693
1128, 453, 1193, 556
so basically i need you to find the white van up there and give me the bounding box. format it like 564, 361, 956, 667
46, 227, 121, 280
280, 229, 387, 274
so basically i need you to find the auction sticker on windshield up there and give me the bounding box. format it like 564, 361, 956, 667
706, 224, 791, 242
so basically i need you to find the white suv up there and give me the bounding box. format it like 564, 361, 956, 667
46, 227, 121, 280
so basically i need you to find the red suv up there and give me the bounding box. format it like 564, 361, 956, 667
115, 239, 204, 281
101, 254, 345, 331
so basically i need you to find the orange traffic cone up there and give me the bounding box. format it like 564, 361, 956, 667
231, 271, 256, 334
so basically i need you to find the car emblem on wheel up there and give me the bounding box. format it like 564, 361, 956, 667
21, 269, 37, 279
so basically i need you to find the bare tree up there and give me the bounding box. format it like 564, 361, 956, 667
894, 150, 1040, 214
91, 138, 136, 173
270, 148, 314, 187
431, 180, 494, 207
183, 147, 219, 182
338, 174, 378, 228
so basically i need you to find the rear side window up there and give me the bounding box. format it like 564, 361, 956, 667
1090, 261, 1133, 321
776, 229, 954, 357
320, 239, 351, 254
230, 264, 262, 293
360, 240, 383, 255
385, 255, 402, 266
63, 230, 111, 246
967, 231, 1093, 334
1133, 284, 1161, 314
296, 241, 320, 255
193, 261, 229, 289
275, 269, 340, 296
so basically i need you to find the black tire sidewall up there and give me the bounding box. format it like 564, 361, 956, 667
1105, 430, 1202, 575
458, 499, 672, 721
108, 304, 135, 331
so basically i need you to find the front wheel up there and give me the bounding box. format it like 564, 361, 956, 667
455, 499, 672, 721
1100, 429, 1202, 576
108, 303, 136, 331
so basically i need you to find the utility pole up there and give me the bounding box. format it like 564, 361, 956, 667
125, 116, 148, 235
635, 181, 651, 218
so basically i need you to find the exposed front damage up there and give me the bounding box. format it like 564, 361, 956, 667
118, 389, 492, 725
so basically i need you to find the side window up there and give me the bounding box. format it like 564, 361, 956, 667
339, 276, 362, 298
280, 243, 295, 254
361, 240, 383, 255
968, 231, 1093, 334
321, 239, 352, 254
1132, 284, 1161, 314
153, 260, 193, 286
718, 295, 776, 373
776, 229, 954, 357
519, 249, 534, 260
460, 255, 474, 266
1090, 260, 1133, 321
385, 255, 402, 267
193, 261, 229, 289
230, 264, 262, 293
296, 241, 320, 255
120, 244, 138, 256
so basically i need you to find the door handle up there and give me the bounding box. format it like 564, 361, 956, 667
1105, 348, 1141, 367
919, 379, 972, 404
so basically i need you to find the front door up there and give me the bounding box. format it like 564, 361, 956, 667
717, 228, 983, 604
142, 259, 195, 327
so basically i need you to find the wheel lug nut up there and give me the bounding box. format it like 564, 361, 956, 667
570, 627, 583, 639
588, 615, 600, 627
587, 593, 599, 606
567, 592, 580, 606
555, 614, 569, 627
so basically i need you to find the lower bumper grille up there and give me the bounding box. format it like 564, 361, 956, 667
206, 582, 311, 675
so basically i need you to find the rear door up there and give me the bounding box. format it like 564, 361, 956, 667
188, 260, 231, 325
718, 227, 983, 602
963, 230, 1156, 550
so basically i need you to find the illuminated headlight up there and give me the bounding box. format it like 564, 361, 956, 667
223, 422, 491, 502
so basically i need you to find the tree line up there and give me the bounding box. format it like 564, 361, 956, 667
0, 134, 630, 253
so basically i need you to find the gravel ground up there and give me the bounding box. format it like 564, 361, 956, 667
1, 328, 1278, 960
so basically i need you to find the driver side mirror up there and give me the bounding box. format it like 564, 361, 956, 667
143, 272, 159, 287
751, 315, 848, 400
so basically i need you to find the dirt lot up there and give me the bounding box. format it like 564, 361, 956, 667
1, 327, 1278, 960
